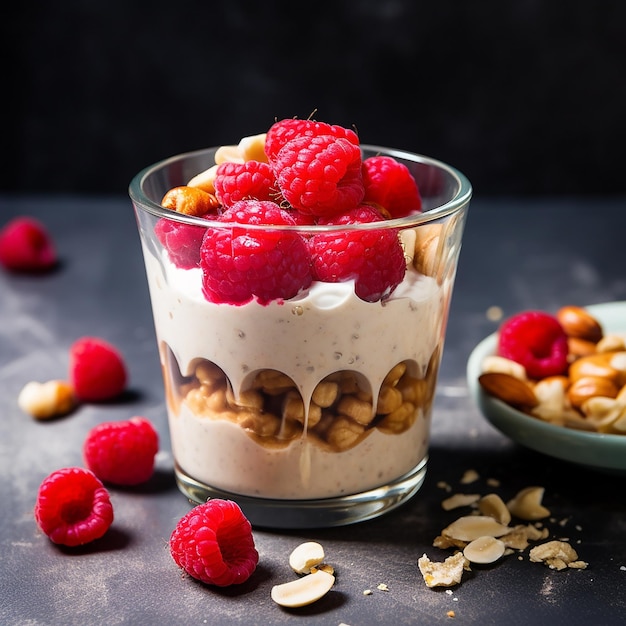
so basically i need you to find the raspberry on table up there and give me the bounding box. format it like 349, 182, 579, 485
309, 204, 407, 302
200, 199, 312, 305
0, 216, 57, 272
34, 467, 114, 546
497, 311, 569, 379
214, 160, 280, 208
69, 337, 128, 402
273, 134, 365, 217
362, 155, 422, 218
264, 117, 359, 162
169, 499, 259, 587
83, 416, 159, 485
154, 218, 207, 269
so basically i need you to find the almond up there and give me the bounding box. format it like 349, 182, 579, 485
567, 375, 619, 409
413, 223, 442, 279
569, 353, 621, 384
478, 372, 538, 408
596, 334, 626, 353
556, 306, 603, 343
567, 336, 598, 359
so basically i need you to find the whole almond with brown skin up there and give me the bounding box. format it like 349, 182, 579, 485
567, 337, 598, 359
556, 306, 603, 343
567, 375, 619, 409
478, 372, 538, 408
569, 352, 621, 384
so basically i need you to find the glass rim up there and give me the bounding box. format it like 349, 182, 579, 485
129, 144, 472, 232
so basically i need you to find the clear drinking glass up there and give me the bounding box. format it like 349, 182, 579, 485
129, 145, 471, 528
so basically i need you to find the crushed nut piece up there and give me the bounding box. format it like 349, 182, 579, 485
460, 469, 480, 484
478, 493, 511, 525
463, 536, 506, 564
418, 552, 467, 588
433, 534, 466, 550
529, 540, 587, 571
441, 515, 510, 543
18, 380, 76, 419
507, 486, 550, 521
377, 583, 389, 592
441, 493, 481, 511
310, 563, 334, 576
289, 541, 325, 575
270, 570, 335, 607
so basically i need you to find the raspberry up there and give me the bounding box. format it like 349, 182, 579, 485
362, 155, 422, 218
214, 160, 280, 208
265, 117, 359, 162
200, 200, 312, 305
497, 311, 569, 379
273, 134, 365, 217
34, 467, 114, 546
83, 416, 159, 485
169, 499, 259, 587
69, 337, 128, 402
154, 218, 206, 269
0, 216, 57, 272
309, 204, 406, 302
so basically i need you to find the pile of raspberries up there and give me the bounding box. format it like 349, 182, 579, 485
155, 117, 423, 305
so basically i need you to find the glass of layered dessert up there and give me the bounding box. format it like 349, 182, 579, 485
129, 118, 472, 528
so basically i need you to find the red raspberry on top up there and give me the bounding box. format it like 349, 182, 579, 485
214, 160, 280, 208
309, 204, 407, 302
200, 199, 312, 305
169, 499, 259, 587
497, 310, 569, 379
264, 117, 359, 162
362, 155, 422, 218
154, 218, 207, 269
0, 216, 57, 273
69, 337, 128, 402
273, 134, 365, 217
83, 416, 159, 486
34, 467, 114, 546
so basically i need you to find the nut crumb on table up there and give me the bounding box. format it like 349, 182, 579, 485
419, 474, 588, 589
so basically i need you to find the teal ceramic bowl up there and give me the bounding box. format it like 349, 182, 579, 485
467, 302, 626, 474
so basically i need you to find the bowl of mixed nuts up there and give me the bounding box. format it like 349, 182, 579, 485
467, 301, 626, 474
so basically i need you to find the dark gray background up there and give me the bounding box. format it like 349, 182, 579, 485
4, 0, 626, 196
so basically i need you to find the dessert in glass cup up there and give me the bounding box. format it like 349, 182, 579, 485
129, 117, 472, 528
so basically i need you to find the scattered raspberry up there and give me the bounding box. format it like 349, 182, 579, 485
200, 200, 312, 305
309, 204, 406, 302
214, 160, 280, 208
264, 117, 359, 162
362, 155, 422, 218
83, 416, 159, 485
169, 499, 259, 587
497, 311, 569, 378
0, 216, 57, 272
273, 134, 365, 217
154, 218, 207, 269
69, 337, 128, 402
34, 467, 114, 546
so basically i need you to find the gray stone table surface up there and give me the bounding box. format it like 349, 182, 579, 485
1, 195, 625, 625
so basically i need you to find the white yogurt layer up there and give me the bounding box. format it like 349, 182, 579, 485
143, 242, 445, 499
171, 403, 430, 499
